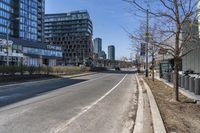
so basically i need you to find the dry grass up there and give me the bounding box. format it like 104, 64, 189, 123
145, 78, 200, 133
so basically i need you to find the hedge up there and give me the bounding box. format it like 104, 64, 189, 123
0, 66, 90, 76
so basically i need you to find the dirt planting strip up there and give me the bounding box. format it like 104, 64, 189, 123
145, 78, 200, 133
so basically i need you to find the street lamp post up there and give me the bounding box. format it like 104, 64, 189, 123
6, 17, 20, 66
6, 22, 9, 66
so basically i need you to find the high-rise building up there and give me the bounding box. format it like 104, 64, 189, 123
108, 45, 115, 60
99, 50, 106, 59
0, 0, 45, 42
93, 38, 102, 55
44, 10, 93, 65
0, 0, 62, 66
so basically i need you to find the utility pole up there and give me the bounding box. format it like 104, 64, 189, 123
6, 22, 9, 66
152, 42, 155, 81
145, 9, 149, 77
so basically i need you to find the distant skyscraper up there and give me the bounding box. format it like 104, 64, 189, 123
44, 10, 93, 65
108, 45, 115, 60
93, 38, 102, 55
99, 51, 106, 59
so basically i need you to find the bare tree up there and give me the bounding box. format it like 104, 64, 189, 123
124, 0, 199, 101
146, 24, 162, 81
127, 22, 162, 81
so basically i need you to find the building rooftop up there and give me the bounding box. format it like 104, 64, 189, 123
45, 10, 91, 21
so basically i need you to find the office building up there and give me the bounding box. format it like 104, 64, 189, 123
44, 10, 93, 65
0, 0, 63, 66
182, 20, 200, 73
0, 35, 62, 66
99, 50, 106, 59
108, 45, 115, 60
0, 0, 45, 42
156, 19, 200, 77
93, 38, 102, 55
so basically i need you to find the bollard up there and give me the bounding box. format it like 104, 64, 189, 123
164, 73, 168, 81
195, 78, 200, 95
170, 72, 173, 83
181, 75, 185, 88
167, 72, 171, 82
178, 74, 181, 87
171, 72, 175, 83
162, 73, 166, 80
184, 75, 189, 90
189, 77, 195, 92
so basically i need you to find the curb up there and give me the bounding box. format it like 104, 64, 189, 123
141, 78, 166, 133
133, 75, 144, 133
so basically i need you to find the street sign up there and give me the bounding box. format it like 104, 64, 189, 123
140, 43, 146, 56
158, 46, 167, 55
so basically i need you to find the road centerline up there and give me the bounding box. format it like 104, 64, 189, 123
53, 74, 128, 133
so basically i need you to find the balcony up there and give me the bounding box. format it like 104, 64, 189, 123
38, 2, 42, 7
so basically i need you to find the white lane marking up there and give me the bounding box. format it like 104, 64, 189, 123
53, 74, 127, 133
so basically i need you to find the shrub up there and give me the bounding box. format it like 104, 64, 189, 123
46, 67, 53, 75
0, 65, 90, 76
36, 66, 42, 74
27, 66, 37, 75
20, 65, 26, 75
10, 66, 20, 75
0, 66, 6, 75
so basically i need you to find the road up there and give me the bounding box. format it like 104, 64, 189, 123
0, 70, 138, 133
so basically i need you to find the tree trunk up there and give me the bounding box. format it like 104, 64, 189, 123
152, 56, 155, 81
174, 57, 179, 101
152, 59, 155, 81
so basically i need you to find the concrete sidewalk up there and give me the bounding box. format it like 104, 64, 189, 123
134, 75, 166, 133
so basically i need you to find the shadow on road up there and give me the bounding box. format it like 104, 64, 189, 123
0, 78, 87, 108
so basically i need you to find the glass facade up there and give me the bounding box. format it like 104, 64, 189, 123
0, 1, 62, 66
108, 45, 115, 60
0, 0, 45, 42
44, 11, 93, 37
93, 38, 102, 55
23, 47, 62, 57
19, 0, 45, 41
0, 36, 63, 66
0, 0, 14, 35
19, 0, 38, 40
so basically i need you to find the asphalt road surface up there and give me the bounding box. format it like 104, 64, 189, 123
0, 70, 138, 133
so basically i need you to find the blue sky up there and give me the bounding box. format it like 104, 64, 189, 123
45, 0, 140, 60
